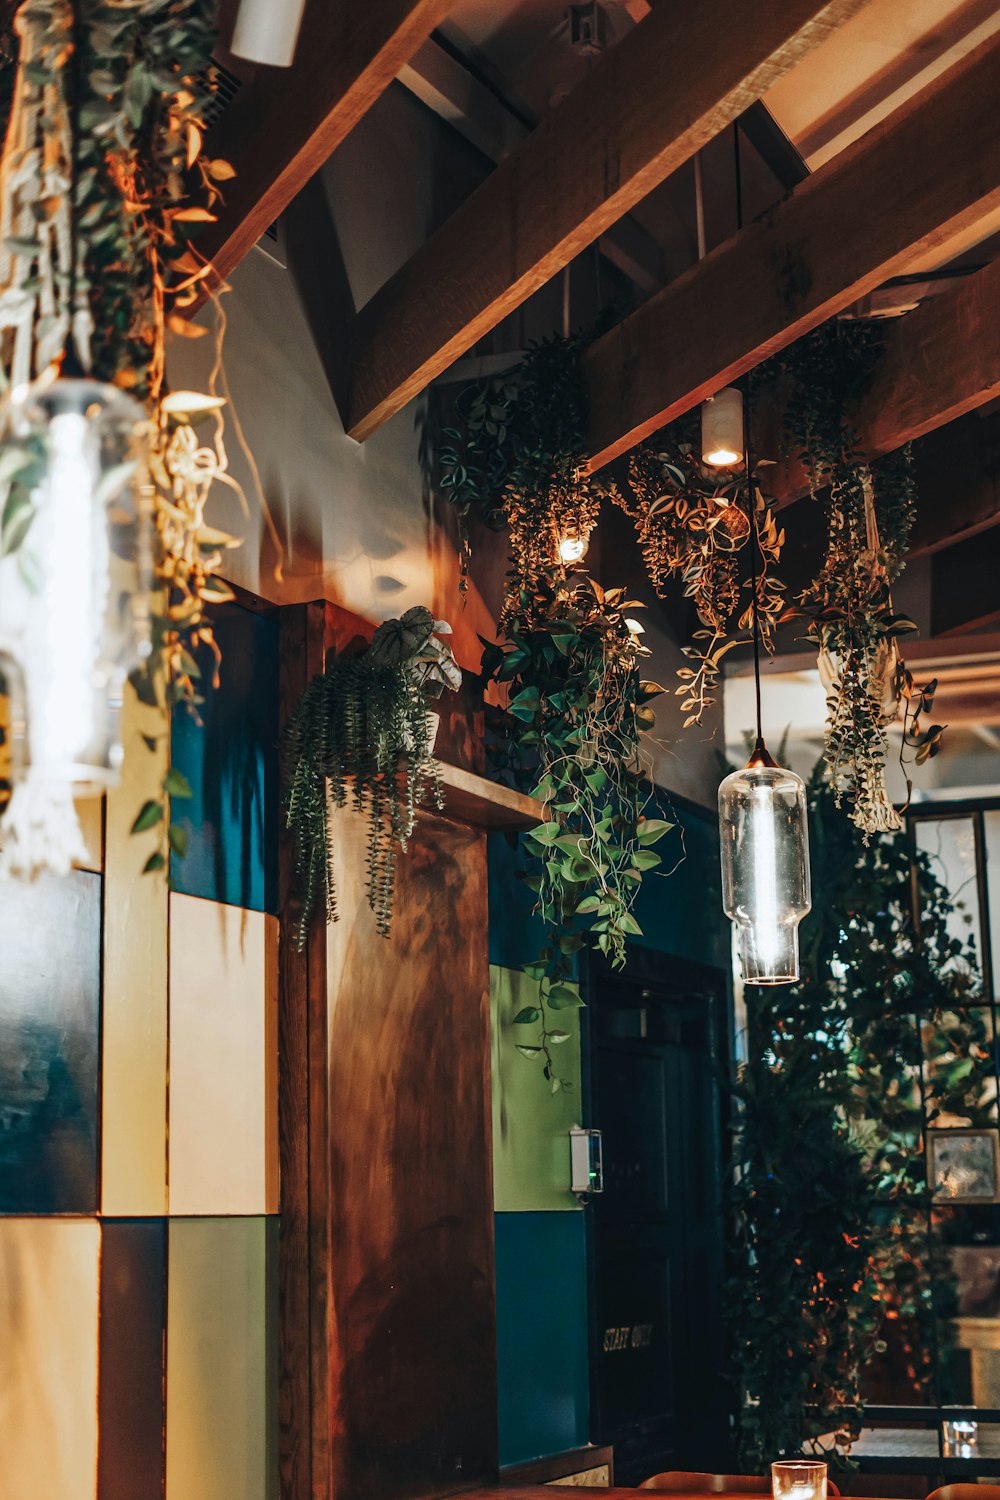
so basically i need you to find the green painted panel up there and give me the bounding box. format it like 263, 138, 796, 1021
490, 966, 583, 1213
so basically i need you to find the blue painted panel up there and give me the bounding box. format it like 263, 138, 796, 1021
494, 1211, 590, 1466
171, 603, 278, 913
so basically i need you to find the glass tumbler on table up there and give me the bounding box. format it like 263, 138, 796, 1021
772, 1460, 828, 1500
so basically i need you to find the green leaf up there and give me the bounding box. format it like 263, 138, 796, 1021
512, 1006, 541, 1025
547, 983, 583, 1010
168, 823, 189, 858
515, 1044, 543, 1059
575, 895, 601, 915
637, 817, 673, 845
508, 685, 541, 720
142, 851, 165, 874
131, 800, 163, 834
163, 767, 193, 799
549, 1030, 571, 1045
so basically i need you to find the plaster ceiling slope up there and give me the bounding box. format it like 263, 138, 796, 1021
435, 0, 1000, 277
762, 0, 1000, 272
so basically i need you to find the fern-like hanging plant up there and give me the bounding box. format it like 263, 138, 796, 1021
284, 609, 458, 948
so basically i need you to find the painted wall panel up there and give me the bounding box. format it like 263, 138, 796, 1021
98, 1219, 167, 1500
494, 1211, 590, 1467
171, 603, 278, 914
491, 965, 582, 1213
165, 1216, 278, 1500
0, 870, 101, 1212
630, 797, 728, 971
102, 683, 169, 1215
0, 1218, 100, 1500
169, 895, 279, 1216
488, 831, 566, 973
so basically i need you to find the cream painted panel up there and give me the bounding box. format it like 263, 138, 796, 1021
0, 1219, 100, 1500
166, 1217, 277, 1500
101, 683, 169, 1215
169, 894, 279, 1216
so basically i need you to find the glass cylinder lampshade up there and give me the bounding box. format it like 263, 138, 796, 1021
0, 376, 152, 796
701, 385, 744, 467
719, 750, 811, 984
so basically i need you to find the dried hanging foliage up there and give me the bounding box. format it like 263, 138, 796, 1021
774, 323, 942, 835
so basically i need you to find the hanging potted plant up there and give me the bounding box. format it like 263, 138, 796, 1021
284, 606, 461, 948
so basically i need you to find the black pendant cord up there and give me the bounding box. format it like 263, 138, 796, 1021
62, 0, 85, 378
732, 120, 766, 757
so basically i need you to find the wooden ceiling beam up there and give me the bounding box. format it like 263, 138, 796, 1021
767, 257, 1000, 505
932, 527, 1000, 636
346, 0, 872, 442
197, 0, 453, 295
584, 34, 1000, 471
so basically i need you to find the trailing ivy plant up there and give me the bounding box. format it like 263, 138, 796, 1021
481, 576, 670, 1089
772, 322, 942, 836
284, 608, 459, 950
438, 330, 607, 614
731, 767, 985, 1468
611, 432, 786, 726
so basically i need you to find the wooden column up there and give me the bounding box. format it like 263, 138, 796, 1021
278, 603, 537, 1500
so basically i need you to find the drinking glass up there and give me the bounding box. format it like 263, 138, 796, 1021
772, 1459, 828, 1500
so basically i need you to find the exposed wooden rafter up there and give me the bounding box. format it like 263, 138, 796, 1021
767, 255, 1000, 505
198, 0, 453, 295
346, 0, 872, 442
583, 33, 1000, 471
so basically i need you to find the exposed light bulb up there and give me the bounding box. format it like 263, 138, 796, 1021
558, 533, 588, 565
701, 385, 744, 468
718, 750, 811, 984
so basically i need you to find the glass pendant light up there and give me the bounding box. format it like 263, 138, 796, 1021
716, 120, 810, 984
0, 0, 151, 875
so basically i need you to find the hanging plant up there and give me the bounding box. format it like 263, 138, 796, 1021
611, 430, 786, 726
731, 766, 985, 1467
284, 608, 460, 949
481, 577, 670, 1089
772, 322, 942, 836
438, 330, 607, 612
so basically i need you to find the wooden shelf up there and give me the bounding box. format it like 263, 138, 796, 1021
434, 762, 542, 832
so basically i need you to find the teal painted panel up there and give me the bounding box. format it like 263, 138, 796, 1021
488, 831, 580, 980
495, 1211, 589, 1465
630, 795, 728, 970
171, 603, 278, 913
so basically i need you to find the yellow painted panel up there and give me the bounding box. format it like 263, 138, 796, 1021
491, 964, 583, 1212
168, 895, 279, 1216
101, 683, 169, 1215
0, 1219, 100, 1500
166, 1217, 277, 1500
73, 793, 104, 874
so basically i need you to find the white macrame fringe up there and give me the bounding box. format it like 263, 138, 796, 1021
0, 775, 87, 879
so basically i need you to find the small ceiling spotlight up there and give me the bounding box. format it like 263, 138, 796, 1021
231, 0, 307, 67
558, 533, 588, 565
701, 385, 745, 468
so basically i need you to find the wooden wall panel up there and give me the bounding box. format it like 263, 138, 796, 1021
323, 801, 497, 1500
98, 1219, 168, 1500
0, 1219, 100, 1498
168, 895, 279, 1216
0, 870, 101, 1212
102, 683, 169, 1215
165, 1216, 278, 1500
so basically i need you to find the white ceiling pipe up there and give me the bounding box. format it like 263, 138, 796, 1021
230, 0, 308, 67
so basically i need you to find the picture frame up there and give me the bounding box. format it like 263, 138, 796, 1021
928, 1128, 1000, 1205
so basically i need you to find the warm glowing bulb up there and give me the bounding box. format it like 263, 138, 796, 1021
37, 411, 105, 769
750, 780, 780, 968
558, 534, 588, 565
704, 445, 741, 468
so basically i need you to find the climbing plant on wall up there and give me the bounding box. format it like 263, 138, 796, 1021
731, 767, 985, 1468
